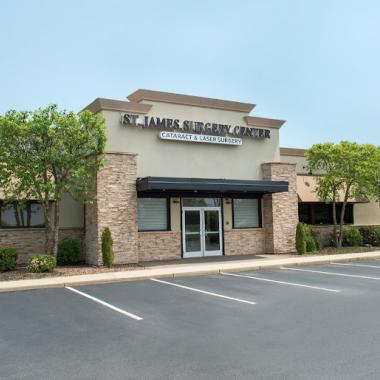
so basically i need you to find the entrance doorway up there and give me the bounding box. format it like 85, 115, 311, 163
182, 198, 223, 258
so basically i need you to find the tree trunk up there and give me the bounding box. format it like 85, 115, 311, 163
337, 185, 351, 248
332, 200, 338, 248
52, 200, 61, 257
43, 201, 53, 254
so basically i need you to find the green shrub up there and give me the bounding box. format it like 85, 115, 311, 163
342, 226, 363, 247
359, 227, 380, 246
27, 254, 56, 273
57, 239, 81, 265
374, 228, 380, 246
305, 235, 318, 252
302, 224, 319, 252
310, 230, 320, 250
296, 223, 307, 254
101, 227, 114, 267
0, 248, 18, 272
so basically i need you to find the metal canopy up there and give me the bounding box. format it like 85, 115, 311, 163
136, 177, 288, 195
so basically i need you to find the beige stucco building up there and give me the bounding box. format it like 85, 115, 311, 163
82, 90, 297, 265
1, 89, 378, 264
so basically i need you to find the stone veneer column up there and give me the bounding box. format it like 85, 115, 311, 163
261, 162, 298, 254
85, 152, 138, 265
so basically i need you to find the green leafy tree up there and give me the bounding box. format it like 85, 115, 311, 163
306, 142, 380, 248
0, 105, 106, 256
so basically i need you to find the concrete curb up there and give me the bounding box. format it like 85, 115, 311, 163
1, 250, 380, 293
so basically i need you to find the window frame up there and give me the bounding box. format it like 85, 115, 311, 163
137, 196, 171, 232
232, 197, 262, 229
0, 200, 46, 229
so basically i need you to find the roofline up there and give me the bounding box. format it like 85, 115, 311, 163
244, 116, 286, 129
280, 147, 308, 157
127, 89, 256, 113
81, 98, 152, 114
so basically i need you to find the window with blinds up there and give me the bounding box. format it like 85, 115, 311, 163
233, 198, 261, 228
138, 198, 169, 231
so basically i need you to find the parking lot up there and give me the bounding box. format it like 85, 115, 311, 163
2, 259, 380, 379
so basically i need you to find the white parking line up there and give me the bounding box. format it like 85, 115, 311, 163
332, 262, 380, 269
151, 278, 256, 305
281, 267, 380, 281
220, 272, 341, 293
65, 286, 143, 321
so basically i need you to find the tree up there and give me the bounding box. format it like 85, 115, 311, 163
0, 105, 107, 256
306, 141, 380, 248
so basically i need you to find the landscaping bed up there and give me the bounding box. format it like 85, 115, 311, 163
310, 246, 380, 255
0, 263, 141, 282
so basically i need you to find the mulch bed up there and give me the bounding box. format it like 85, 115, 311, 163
0, 264, 142, 282
1, 246, 379, 282
305, 246, 379, 256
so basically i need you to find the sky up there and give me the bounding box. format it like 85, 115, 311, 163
1, 0, 379, 148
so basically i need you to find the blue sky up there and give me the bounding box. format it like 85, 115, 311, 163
1, 0, 379, 148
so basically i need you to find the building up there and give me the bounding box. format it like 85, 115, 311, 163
280, 147, 380, 246
1, 89, 378, 264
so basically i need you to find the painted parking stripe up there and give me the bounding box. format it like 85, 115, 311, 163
281, 267, 380, 281
331, 262, 380, 269
151, 278, 256, 305
220, 272, 341, 293
65, 286, 143, 321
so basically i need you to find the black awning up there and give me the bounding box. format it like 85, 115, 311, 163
136, 177, 288, 196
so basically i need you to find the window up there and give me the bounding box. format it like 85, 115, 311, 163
182, 198, 221, 207
0, 201, 45, 228
138, 198, 169, 231
298, 203, 354, 225
233, 198, 261, 228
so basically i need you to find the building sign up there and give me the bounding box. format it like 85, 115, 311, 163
159, 131, 242, 146
121, 114, 271, 140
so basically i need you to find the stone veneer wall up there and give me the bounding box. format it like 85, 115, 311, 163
262, 162, 298, 254
0, 227, 84, 264
224, 229, 266, 256
138, 231, 182, 262
85, 152, 139, 265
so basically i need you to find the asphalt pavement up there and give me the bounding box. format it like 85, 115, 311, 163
2, 259, 380, 379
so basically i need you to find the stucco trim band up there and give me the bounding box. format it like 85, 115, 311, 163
127, 89, 256, 113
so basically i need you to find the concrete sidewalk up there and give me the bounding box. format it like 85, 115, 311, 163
1, 250, 380, 293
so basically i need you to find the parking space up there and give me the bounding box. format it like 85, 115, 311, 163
2, 259, 380, 379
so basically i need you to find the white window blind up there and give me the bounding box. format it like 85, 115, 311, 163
233, 199, 260, 228
138, 198, 168, 231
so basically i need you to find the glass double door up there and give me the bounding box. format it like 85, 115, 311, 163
182, 207, 223, 258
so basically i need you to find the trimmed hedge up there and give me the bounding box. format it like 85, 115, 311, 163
0, 248, 18, 272
27, 254, 56, 273
101, 227, 114, 267
57, 239, 81, 265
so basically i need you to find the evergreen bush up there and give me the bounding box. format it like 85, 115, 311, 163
57, 239, 82, 265
342, 226, 363, 247
296, 223, 307, 254
0, 248, 18, 272
305, 235, 318, 252
101, 227, 114, 267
